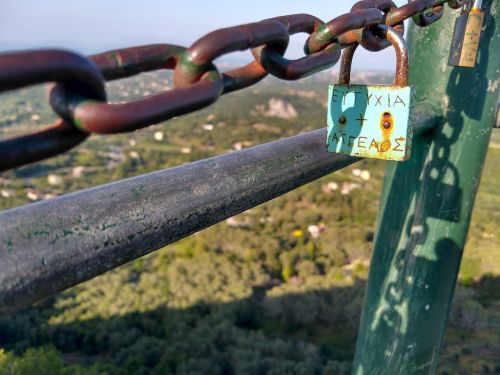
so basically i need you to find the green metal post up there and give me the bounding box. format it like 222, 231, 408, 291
352, 2, 499, 374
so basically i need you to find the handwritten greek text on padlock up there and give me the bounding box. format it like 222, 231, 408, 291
327, 25, 415, 162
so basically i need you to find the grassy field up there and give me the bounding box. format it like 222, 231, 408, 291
461, 131, 500, 280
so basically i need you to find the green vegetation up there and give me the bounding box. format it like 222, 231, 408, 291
0, 73, 498, 374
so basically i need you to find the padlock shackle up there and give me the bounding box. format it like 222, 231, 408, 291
467, 0, 482, 11
339, 25, 409, 87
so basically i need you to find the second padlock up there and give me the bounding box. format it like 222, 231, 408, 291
326, 25, 415, 162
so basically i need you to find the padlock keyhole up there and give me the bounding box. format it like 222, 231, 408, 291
380, 112, 394, 132
382, 112, 392, 129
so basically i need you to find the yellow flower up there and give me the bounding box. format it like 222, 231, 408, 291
292, 229, 303, 237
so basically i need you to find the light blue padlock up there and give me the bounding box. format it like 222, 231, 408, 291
327, 25, 415, 162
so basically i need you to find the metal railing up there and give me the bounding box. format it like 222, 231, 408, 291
0, 109, 437, 315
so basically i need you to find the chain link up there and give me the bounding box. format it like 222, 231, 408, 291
251, 14, 342, 80
51, 44, 224, 134
0, 0, 461, 171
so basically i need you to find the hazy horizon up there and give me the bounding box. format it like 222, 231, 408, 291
1, 1, 408, 72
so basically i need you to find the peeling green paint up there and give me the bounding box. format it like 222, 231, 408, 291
4, 240, 14, 253
131, 183, 146, 199
100, 223, 117, 231
48, 235, 60, 246
305, 24, 335, 54
62, 229, 74, 237
69, 98, 101, 131
178, 52, 205, 78
202, 70, 220, 82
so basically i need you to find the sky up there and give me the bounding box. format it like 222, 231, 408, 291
0, 0, 409, 72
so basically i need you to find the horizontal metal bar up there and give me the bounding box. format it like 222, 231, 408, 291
0, 129, 357, 314
0, 108, 438, 315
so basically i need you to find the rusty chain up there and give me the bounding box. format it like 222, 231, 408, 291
0, 0, 466, 172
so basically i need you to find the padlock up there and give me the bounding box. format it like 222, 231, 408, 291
326, 25, 414, 162
448, 0, 484, 68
